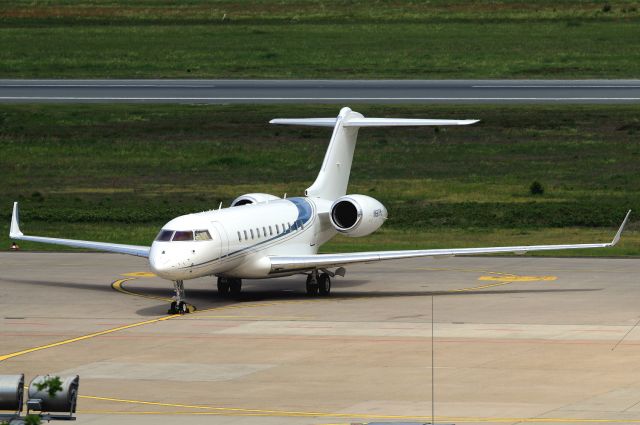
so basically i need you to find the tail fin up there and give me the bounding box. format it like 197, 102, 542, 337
270, 107, 479, 201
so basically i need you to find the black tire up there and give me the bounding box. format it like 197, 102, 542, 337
178, 302, 189, 314
230, 278, 242, 295
306, 277, 319, 295
168, 301, 177, 314
217, 278, 230, 295
318, 273, 331, 296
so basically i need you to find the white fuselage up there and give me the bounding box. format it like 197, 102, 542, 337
148, 197, 335, 281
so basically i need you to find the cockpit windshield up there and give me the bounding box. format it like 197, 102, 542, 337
156, 230, 174, 241
155, 229, 212, 242
172, 231, 193, 241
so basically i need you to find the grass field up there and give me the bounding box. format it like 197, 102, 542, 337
1, 1, 640, 78
1, 104, 638, 255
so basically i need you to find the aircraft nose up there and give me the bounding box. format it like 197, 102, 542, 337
149, 243, 174, 277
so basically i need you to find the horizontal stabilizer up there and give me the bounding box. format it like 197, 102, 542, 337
344, 118, 479, 127
270, 117, 479, 127
270, 118, 337, 127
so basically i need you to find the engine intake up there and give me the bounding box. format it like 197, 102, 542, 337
330, 194, 387, 237
332, 200, 360, 229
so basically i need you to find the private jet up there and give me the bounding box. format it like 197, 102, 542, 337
9, 107, 631, 314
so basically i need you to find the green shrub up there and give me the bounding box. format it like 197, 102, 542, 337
530, 181, 545, 195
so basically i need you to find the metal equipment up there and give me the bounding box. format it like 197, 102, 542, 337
27, 375, 79, 420
0, 374, 24, 416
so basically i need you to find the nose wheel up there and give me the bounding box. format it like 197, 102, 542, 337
168, 300, 190, 314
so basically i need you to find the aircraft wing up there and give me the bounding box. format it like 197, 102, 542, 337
9, 202, 150, 258
269, 210, 631, 274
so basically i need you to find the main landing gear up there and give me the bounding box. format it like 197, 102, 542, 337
306, 271, 331, 296
168, 280, 190, 314
217, 277, 242, 296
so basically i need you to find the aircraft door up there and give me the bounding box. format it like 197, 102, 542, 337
210, 222, 229, 258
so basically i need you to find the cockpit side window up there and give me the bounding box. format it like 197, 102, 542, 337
172, 231, 194, 241
195, 230, 212, 241
156, 230, 174, 241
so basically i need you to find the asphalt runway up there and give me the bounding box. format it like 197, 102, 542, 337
2, 79, 640, 104
2, 252, 640, 424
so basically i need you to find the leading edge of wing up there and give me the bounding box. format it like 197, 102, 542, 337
10, 202, 150, 257
269, 210, 631, 273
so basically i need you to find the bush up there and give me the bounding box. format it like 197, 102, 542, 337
530, 181, 545, 195
31, 191, 44, 202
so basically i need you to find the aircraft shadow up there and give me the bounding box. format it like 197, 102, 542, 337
1, 277, 601, 317
135, 287, 601, 316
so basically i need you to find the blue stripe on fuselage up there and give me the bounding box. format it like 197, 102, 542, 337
288, 197, 313, 224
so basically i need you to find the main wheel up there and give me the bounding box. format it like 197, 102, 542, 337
318, 273, 331, 296
230, 278, 242, 295
306, 275, 319, 295
217, 277, 230, 295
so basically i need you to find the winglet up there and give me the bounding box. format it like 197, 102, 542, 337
611, 210, 632, 246
10, 202, 23, 238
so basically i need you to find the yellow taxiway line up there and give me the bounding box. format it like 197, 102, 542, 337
0, 313, 179, 362
449, 280, 515, 292
417, 266, 558, 292
0, 276, 184, 362
111, 276, 173, 302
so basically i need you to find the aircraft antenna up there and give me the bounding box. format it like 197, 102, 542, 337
218, 202, 223, 210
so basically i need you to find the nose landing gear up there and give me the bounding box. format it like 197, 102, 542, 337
168, 301, 189, 314
168, 280, 191, 314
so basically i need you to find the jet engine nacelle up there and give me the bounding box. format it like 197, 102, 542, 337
330, 194, 387, 237
230, 193, 280, 207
